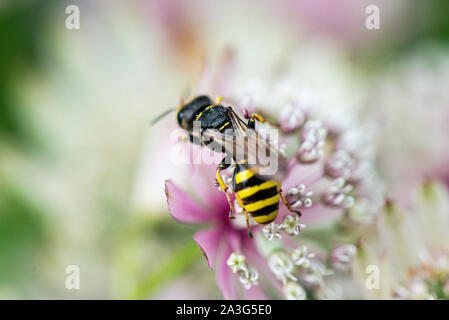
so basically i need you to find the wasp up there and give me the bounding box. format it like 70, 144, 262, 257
152, 95, 301, 237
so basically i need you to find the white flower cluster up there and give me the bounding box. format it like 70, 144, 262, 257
233, 78, 382, 228
297, 120, 327, 163
267, 245, 320, 300
323, 177, 355, 209
330, 244, 357, 272
287, 184, 313, 209
226, 253, 259, 290
262, 215, 306, 240
291, 245, 316, 268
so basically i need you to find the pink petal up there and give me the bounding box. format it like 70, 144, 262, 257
189, 162, 229, 213
184, 145, 231, 215
240, 243, 268, 300
284, 159, 324, 190
193, 228, 222, 269
227, 229, 243, 253
217, 243, 237, 300
243, 237, 282, 296
243, 285, 267, 300
164, 180, 212, 223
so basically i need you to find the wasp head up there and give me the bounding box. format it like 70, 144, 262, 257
177, 95, 213, 131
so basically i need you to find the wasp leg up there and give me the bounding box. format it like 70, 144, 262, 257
234, 192, 253, 238
248, 112, 279, 130
278, 182, 302, 217
216, 156, 235, 219
247, 113, 265, 130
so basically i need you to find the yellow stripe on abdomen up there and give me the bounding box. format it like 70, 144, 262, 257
237, 180, 278, 198
253, 210, 278, 224
235, 170, 255, 184
244, 194, 279, 212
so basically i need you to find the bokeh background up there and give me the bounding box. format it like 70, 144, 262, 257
0, 0, 448, 299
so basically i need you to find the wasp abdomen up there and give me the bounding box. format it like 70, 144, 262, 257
234, 164, 279, 224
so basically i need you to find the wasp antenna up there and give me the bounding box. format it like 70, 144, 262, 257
150, 108, 176, 126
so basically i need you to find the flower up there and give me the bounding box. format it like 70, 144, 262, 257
291, 245, 315, 268
230, 77, 384, 228
364, 49, 449, 203
330, 244, 357, 272
268, 251, 298, 284
166, 166, 339, 299
262, 223, 282, 241
354, 181, 449, 299
227, 253, 259, 290
282, 215, 305, 236
286, 184, 313, 209
227, 253, 247, 274
165, 160, 271, 299
322, 177, 354, 209
283, 282, 307, 300
163, 52, 383, 299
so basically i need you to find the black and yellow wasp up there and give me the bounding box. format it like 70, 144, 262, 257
152, 95, 301, 237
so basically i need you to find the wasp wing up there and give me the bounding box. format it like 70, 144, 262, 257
203, 107, 288, 181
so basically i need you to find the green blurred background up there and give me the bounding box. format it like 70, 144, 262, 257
0, 0, 448, 299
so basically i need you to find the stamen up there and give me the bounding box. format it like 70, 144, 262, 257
323, 177, 354, 209
262, 223, 282, 240
301, 261, 333, 288
227, 252, 247, 274
291, 245, 315, 268
330, 244, 357, 272
283, 282, 306, 300
296, 120, 327, 163
268, 251, 297, 284
279, 103, 306, 133
287, 184, 313, 209
325, 150, 355, 180
239, 267, 259, 290
281, 215, 306, 236
227, 252, 259, 290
